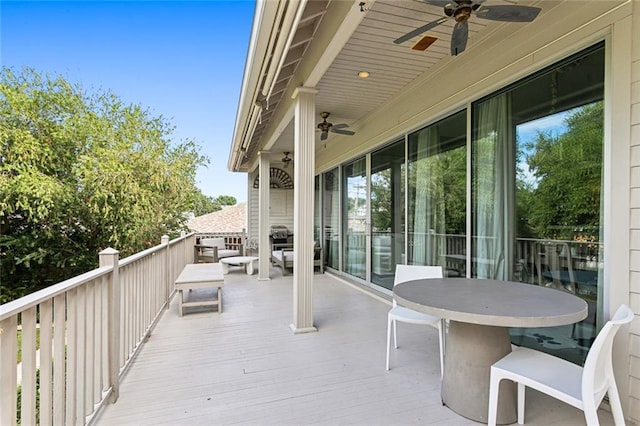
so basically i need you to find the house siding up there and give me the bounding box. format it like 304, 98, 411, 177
629, 1, 640, 421
248, 169, 295, 245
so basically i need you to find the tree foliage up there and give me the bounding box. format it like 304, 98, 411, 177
190, 194, 238, 217
521, 102, 603, 240
0, 67, 211, 301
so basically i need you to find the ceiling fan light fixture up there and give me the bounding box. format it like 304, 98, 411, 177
281, 152, 292, 168
358, 71, 370, 78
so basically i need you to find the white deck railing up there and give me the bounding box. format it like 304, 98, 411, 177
0, 233, 196, 425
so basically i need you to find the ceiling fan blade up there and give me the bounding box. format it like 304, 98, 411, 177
332, 129, 355, 136
331, 123, 349, 130
450, 20, 468, 56
475, 5, 541, 22
394, 17, 448, 45
423, 0, 452, 6
320, 131, 328, 141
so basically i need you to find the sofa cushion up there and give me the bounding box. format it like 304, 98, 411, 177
218, 249, 240, 258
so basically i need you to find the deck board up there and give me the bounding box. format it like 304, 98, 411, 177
95, 270, 614, 425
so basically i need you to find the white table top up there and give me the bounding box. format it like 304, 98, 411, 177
394, 278, 587, 328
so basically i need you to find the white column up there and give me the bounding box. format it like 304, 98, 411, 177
290, 87, 317, 333
258, 151, 271, 281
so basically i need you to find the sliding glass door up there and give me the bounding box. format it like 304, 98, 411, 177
471, 43, 605, 364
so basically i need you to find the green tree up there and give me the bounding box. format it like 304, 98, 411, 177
189, 194, 237, 217
370, 170, 392, 231
525, 101, 603, 239
215, 195, 237, 206
191, 193, 220, 216
0, 67, 209, 302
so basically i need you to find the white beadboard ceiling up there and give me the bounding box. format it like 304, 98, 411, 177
241, 0, 545, 167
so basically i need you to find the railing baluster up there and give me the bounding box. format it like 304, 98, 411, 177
40, 299, 53, 426
21, 306, 38, 425
66, 288, 77, 424
76, 284, 86, 424
99, 276, 107, 398
53, 294, 66, 424
0, 315, 18, 425
86, 281, 95, 417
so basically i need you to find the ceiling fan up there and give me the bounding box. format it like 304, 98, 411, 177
280, 152, 292, 168
394, 0, 541, 56
317, 112, 355, 141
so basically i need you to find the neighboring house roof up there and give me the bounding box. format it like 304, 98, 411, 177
187, 203, 247, 233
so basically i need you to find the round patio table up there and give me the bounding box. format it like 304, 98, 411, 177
394, 278, 587, 424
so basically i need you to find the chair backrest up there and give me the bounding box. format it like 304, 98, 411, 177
201, 238, 226, 250
393, 265, 444, 307
582, 304, 634, 404
536, 241, 574, 288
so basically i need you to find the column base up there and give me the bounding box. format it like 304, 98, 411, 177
289, 324, 317, 334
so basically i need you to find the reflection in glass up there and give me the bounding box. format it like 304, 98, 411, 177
323, 168, 340, 270
314, 175, 321, 265
371, 141, 405, 290
408, 111, 467, 275
343, 158, 367, 279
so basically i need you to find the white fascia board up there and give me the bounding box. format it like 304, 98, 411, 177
228, 0, 280, 171
260, 0, 371, 155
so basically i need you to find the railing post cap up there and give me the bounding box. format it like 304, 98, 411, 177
100, 247, 120, 255
161, 235, 170, 244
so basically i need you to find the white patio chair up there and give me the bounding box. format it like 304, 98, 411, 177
488, 304, 634, 426
386, 265, 445, 377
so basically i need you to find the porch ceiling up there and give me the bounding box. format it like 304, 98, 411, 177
230, 0, 562, 171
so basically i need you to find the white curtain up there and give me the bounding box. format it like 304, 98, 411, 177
411, 126, 446, 267
474, 93, 515, 279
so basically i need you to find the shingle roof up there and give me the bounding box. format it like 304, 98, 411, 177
187, 203, 247, 233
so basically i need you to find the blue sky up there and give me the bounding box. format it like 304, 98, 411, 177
1, 0, 255, 202
516, 110, 570, 188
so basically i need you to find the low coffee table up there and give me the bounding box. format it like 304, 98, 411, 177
220, 256, 259, 275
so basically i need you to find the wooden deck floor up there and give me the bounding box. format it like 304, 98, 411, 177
94, 269, 614, 425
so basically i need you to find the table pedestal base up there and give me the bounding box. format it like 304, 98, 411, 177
442, 321, 516, 424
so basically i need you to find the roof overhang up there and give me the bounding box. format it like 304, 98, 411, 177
228, 0, 630, 174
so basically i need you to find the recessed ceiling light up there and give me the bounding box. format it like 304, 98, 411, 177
358, 71, 370, 78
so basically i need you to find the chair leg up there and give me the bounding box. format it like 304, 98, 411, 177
488, 370, 501, 426
583, 403, 600, 426
607, 384, 625, 426
517, 383, 525, 424
437, 321, 445, 379
386, 316, 393, 371
393, 319, 398, 349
